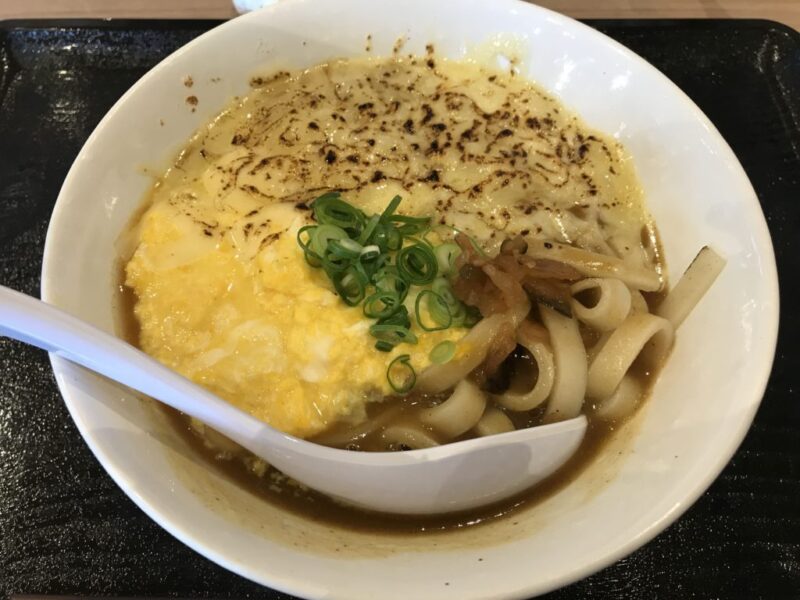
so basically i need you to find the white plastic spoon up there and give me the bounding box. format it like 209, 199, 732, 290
0, 284, 587, 514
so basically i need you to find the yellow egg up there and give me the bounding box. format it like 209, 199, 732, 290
126, 203, 466, 439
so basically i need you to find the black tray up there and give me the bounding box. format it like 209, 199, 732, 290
1, 18, 798, 600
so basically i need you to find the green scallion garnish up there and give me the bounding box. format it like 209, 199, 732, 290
387, 354, 416, 394
313, 192, 366, 235
370, 323, 419, 347
296, 192, 482, 390
415, 290, 452, 332
429, 340, 457, 364
434, 243, 462, 275
331, 267, 366, 306
390, 214, 432, 235
396, 243, 438, 285
363, 290, 403, 320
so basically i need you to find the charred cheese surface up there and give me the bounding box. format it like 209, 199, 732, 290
125, 55, 658, 439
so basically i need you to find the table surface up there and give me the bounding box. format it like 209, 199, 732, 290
0, 0, 799, 33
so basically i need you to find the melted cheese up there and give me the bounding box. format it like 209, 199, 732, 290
125, 54, 659, 439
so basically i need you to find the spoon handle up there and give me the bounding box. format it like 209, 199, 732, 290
0, 285, 264, 442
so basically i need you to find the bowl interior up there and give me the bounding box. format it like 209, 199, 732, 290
41, 1, 778, 598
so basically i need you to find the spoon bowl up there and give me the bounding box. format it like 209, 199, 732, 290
0, 284, 586, 514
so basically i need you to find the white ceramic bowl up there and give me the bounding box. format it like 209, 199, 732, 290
40, 0, 779, 598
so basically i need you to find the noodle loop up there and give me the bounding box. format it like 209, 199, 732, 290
594, 375, 644, 421
416, 314, 509, 394
587, 313, 674, 401
540, 305, 588, 422
420, 379, 487, 439
495, 322, 556, 411
570, 278, 631, 331
474, 407, 515, 437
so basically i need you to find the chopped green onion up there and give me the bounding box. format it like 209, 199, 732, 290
371, 225, 402, 252
359, 254, 386, 283
370, 324, 418, 347
432, 277, 475, 326
328, 238, 363, 260
380, 195, 402, 222
331, 266, 367, 306
311, 192, 366, 236
434, 243, 461, 275
431, 277, 457, 304
397, 243, 438, 285
427, 292, 452, 327
391, 214, 431, 235
360, 244, 381, 259
375, 266, 410, 301
339, 238, 364, 253
313, 192, 366, 235
297, 225, 322, 267
320, 252, 349, 274
430, 340, 456, 364
387, 354, 416, 394
310, 224, 348, 256
297, 192, 482, 372
377, 305, 412, 328
363, 291, 403, 320
357, 214, 380, 245
415, 290, 452, 331
351, 258, 372, 284
371, 306, 416, 348
297, 225, 317, 251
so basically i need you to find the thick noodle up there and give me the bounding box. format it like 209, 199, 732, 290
420, 379, 487, 439
312, 405, 401, 447
656, 246, 726, 328
587, 331, 612, 364
540, 305, 587, 422
473, 407, 515, 437
381, 424, 439, 449
495, 324, 555, 411
629, 289, 649, 315
570, 277, 631, 331
594, 374, 644, 421
416, 314, 509, 394
586, 312, 674, 401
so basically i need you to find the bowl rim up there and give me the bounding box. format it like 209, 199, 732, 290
40, 1, 780, 598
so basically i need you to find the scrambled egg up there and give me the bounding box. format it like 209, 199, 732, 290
126, 200, 464, 438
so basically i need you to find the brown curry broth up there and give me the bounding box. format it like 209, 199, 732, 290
115, 264, 659, 534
